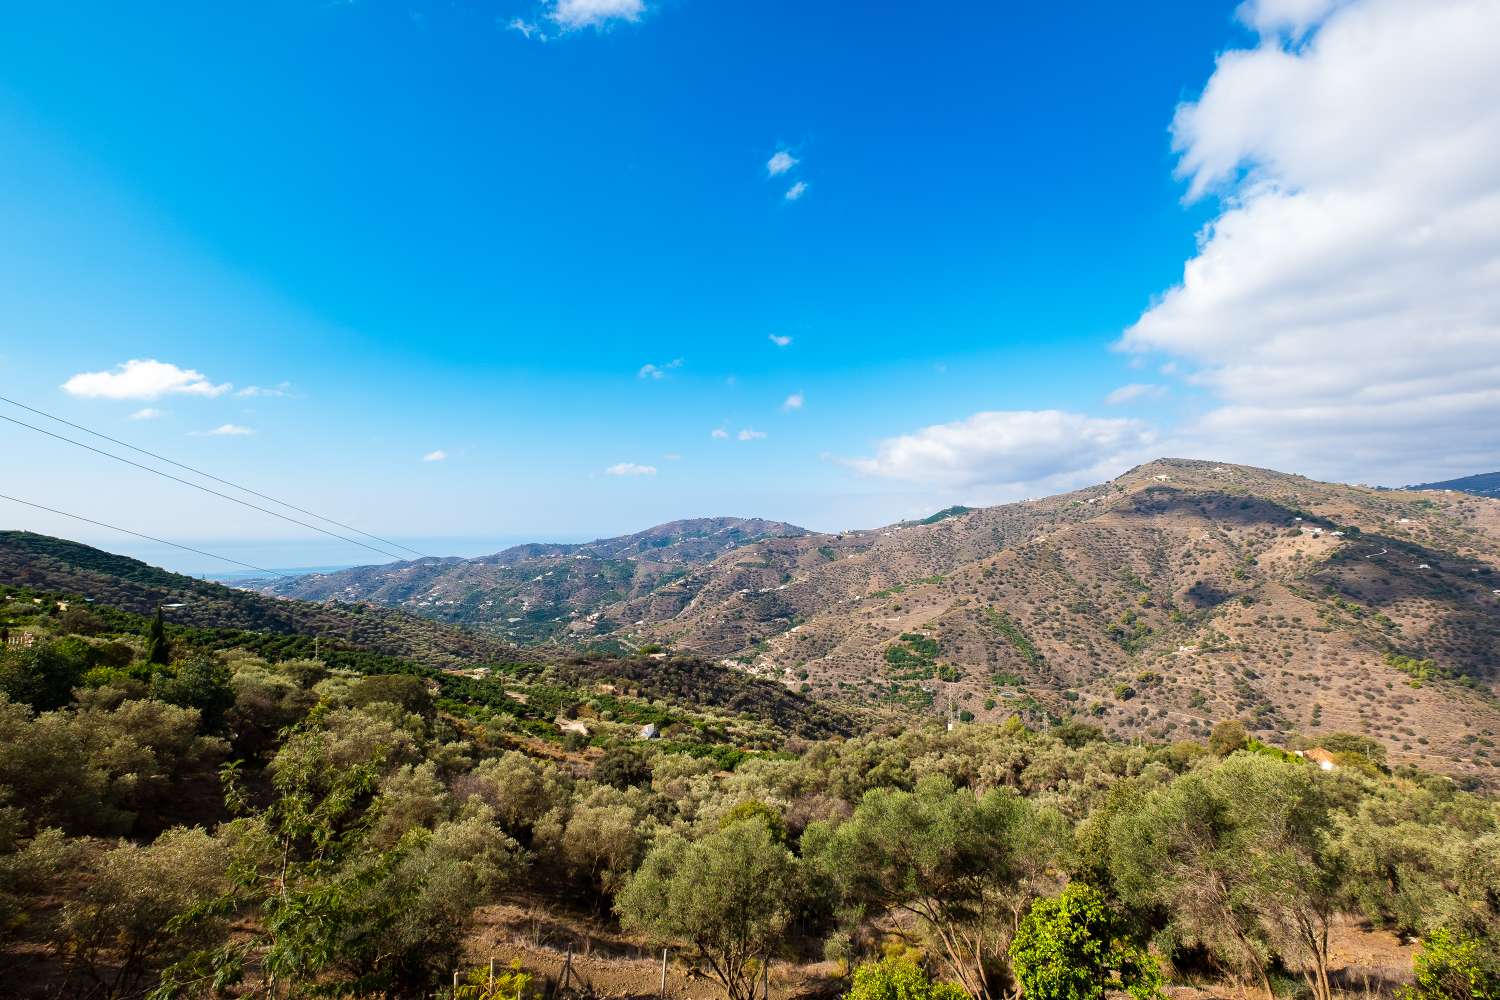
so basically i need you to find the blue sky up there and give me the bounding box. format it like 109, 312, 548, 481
4, 0, 1498, 572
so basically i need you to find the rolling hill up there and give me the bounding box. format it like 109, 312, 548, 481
242, 459, 1500, 784
0, 530, 521, 667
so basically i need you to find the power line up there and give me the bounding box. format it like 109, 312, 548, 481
0, 410, 414, 563
0, 492, 289, 579
0, 394, 427, 559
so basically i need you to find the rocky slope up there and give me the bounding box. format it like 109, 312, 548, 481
242, 460, 1500, 783
610, 460, 1500, 783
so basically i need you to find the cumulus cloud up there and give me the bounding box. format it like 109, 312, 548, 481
1105, 383, 1167, 405
62, 359, 230, 400
844, 410, 1155, 490
767, 150, 798, 176
638, 358, 683, 379
129, 408, 164, 420
422, 450, 448, 462
1238, 0, 1347, 38
784, 181, 808, 202
192, 424, 253, 437
711, 427, 729, 440
782, 392, 804, 411
737, 428, 766, 441
606, 462, 657, 476
1121, 0, 1500, 485
768, 334, 792, 347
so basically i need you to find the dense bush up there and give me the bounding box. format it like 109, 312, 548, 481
0, 585, 1497, 1000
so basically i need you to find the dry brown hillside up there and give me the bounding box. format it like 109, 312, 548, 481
601, 460, 1500, 785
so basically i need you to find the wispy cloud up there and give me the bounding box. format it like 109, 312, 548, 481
508, 0, 646, 41
606, 462, 657, 476
63, 359, 230, 400
784, 181, 808, 202
507, 17, 548, 40
1104, 383, 1167, 405
638, 358, 683, 380
711, 427, 730, 440
550, 0, 643, 29
737, 428, 766, 441
662, 452, 682, 461
237, 381, 294, 398
422, 450, 448, 462
192, 424, 254, 437
768, 334, 792, 347
766, 150, 798, 177
129, 408, 164, 421
782, 392, 804, 411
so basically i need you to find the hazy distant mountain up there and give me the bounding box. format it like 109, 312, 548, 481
1408, 471, 1500, 498
255, 517, 809, 644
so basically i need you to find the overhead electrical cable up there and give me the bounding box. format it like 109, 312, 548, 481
0, 410, 412, 563
0, 394, 427, 559
0, 492, 290, 579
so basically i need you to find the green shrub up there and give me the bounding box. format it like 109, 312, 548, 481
845, 956, 968, 1000
1400, 929, 1499, 1000
1009, 883, 1162, 1000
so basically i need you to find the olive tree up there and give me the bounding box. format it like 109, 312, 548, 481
617, 817, 800, 1000
1109, 754, 1344, 1000
809, 775, 1064, 1000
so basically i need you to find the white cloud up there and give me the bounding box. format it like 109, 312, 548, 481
129, 408, 164, 421
508, 17, 547, 40
768, 334, 792, 347
192, 424, 254, 437
737, 428, 766, 441
606, 462, 657, 476
1105, 383, 1167, 405
62, 359, 230, 400
548, 0, 644, 30
844, 410, 1155, 490
662, 452, 682, 461
767, 151, 798, 177
1121, 0, 1500, 485
782, 392, 804, 411
422, 450, 448, 462
237, 382, 293, 398
711, 427, 729, 440
1238, 0, 1346, 38
638, 358, 683, 380
784, 181, 808, 202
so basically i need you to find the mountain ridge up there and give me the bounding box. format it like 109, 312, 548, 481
1409, 470, 1500, 498
237, 457, 1500, 784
